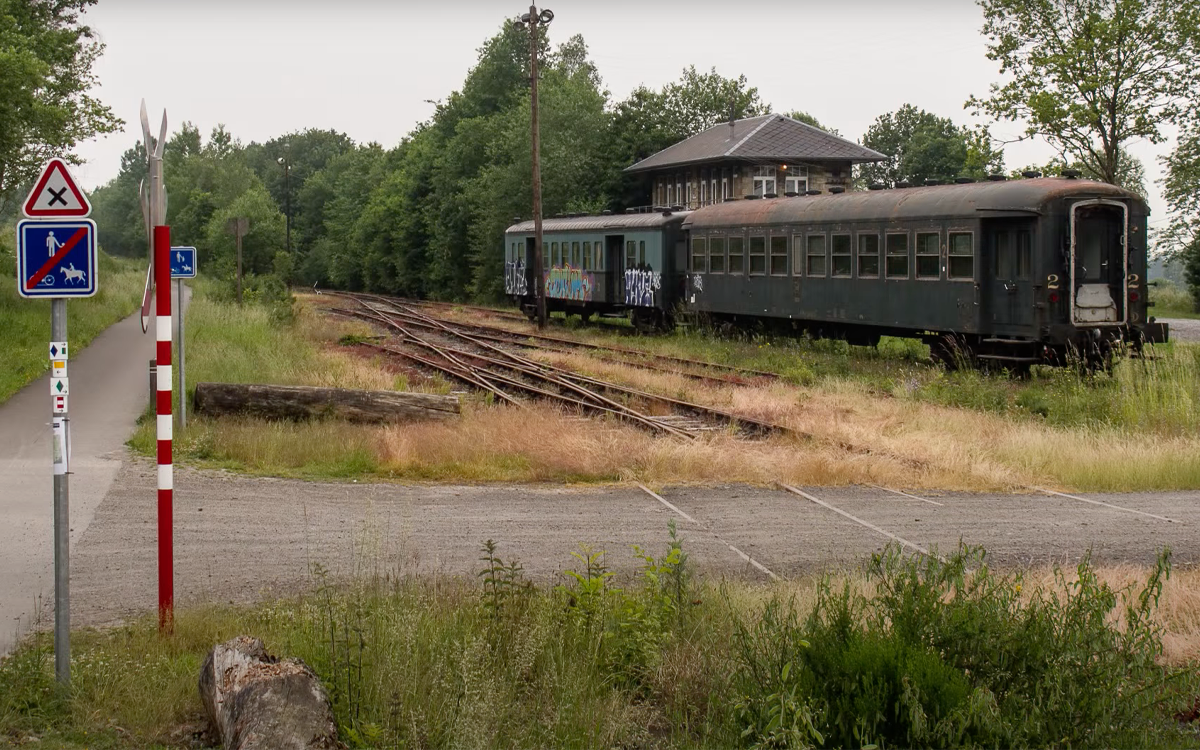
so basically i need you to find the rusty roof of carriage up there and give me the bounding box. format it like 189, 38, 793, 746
506, 211, 691, 234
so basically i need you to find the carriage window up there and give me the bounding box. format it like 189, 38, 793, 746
806, 234, 827, 276
691, 237, 707, 273
595, 241, 603, 271
831, 234, 852, 277
858, 233, 880, 277
582, 241, 591, 270
1016, 230, 1031, 280
571, 241, 580, 267
549, 242, 558, 266
792, 234, 803, 276
886, 233, 909, 278
729, 236, 745, 273
770, 235, 788, 275
625, 240, 636, 269
639, 240, 646, 266
916, 232, 940, 279
749, 236, 766, 274
948, 232, 973, 280
709, 237, 726, 273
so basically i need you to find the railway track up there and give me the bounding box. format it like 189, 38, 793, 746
328, 295, 788, 440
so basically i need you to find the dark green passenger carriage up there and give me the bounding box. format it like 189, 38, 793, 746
504, 211, 689, 327
681, 177, 1167, 367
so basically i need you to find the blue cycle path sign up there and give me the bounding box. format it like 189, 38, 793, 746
16, 219, 98, 298
170, 246, 197, 278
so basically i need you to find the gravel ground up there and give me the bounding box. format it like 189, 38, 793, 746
60, 458, 1200, 630
1161, 318, 1200, 343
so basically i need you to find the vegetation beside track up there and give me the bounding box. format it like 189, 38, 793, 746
2, 542, 1198, 749
0, 231, 145, 404
127, 287, 1200, 491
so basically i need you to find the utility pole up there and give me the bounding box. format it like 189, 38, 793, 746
278, 149, 291, 256
515, 5, 553, 329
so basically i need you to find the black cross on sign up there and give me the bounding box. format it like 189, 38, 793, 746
47, 187, 68, 206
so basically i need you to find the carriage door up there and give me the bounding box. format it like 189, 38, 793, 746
605, 235, 623, 303
1070, 200, 1127, 326
524, 237, 537, 298
983, 220, 1035, 332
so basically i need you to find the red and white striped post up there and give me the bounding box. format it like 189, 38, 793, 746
154, 224, 173, 631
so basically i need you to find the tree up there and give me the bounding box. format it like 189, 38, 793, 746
783, 110, 839, 136
0, 0, 121, 210
969, 0, 1200, 186
1161, 125, 1200, 306
858, 104, 1004, 186
1010, 152, 1148, 197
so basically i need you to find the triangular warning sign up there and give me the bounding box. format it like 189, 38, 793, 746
23, 158, 92, 218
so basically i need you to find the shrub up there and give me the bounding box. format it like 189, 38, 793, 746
733, 544, 1192, 749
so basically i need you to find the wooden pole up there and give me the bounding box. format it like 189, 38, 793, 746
530, 5, 547, 330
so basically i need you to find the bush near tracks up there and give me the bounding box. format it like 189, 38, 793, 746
2, 540, 1197, 749
0, 231, 145, 404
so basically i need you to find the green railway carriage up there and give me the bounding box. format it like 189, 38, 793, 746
504, 211, 689, 326
681, 177, 1167, 367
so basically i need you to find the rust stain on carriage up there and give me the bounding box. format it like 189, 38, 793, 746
682, 178, 1140, 230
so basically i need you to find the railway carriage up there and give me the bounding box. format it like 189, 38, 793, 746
505, 211, 689, 328
681, 176, 1167, 367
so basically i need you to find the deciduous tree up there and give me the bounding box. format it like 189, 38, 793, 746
969, 0, 1200, 186
858, 104, 1004, 186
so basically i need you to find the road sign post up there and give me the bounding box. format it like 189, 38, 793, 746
18, 155, 95, 686
170, 247, 196, 431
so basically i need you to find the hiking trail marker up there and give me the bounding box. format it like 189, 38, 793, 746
22, 158, 92, 218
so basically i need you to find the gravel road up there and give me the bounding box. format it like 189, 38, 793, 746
1161, 318, 1200, 343
62, 459, 1200, 630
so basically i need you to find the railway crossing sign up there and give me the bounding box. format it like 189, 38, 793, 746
23, 158, 92, 218
170, 246, 197, 278
15, 219, 98, 298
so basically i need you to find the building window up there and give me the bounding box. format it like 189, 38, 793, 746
948, 232, 973, 280
709, 236, 726, 273
886, 232, 909, 278
806, 234, 827, 276
626, 240, 636, 269
675, 177, 683, 206
666, 183, 674, 206
831, 234, 852, 277
711, 176, 718, 204
582, 240, 591, 270
690, 237, 707, 273
728, 236, 744, 273
784, 165, 809, 195
770, 235, 788, 275
858, 233, 880, 277
700, 179, 707, 206
752, 166, 776, 196
686, 180, 693, 208
916, 232, 940, 279
721, 177, 730, 201
749, 236, 766, 274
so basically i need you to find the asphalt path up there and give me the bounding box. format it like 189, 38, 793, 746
0, 290, 186, 655
66, 465, 1200, 630
1161, 318, 1200, 343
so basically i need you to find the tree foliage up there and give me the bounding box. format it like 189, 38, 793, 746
858, 104, 1004, 186
0, 0, 122, 212
969, 0, 1200, 185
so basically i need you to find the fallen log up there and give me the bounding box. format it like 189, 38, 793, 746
193, 382, 460, 424
198, 636, 341, 750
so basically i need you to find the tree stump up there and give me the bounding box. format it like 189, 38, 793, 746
198, 636, 341, 750
193, 382, 460, 424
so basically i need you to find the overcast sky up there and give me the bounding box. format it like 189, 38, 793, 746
73, 0, 1175, 231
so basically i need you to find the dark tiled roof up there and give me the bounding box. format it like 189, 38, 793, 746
625, 114, 885, 173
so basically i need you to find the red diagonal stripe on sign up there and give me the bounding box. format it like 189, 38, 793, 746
25, 227, 88, 291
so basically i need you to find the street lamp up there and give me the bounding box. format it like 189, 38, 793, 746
277, 149, 291, 257
513, 6, 553, 329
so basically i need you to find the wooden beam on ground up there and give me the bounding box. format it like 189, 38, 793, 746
193, 382, 460, 424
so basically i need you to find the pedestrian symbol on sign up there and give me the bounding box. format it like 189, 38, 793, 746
47, 231, 61, 258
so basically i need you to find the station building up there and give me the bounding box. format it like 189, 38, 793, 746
626, 113, 886, 209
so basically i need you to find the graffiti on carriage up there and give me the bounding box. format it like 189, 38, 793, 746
624, 268, 662, 307
504, 259, 528, 296
545, 265, 594, 301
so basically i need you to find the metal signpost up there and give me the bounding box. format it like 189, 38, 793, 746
140, 100, 174, 633
170, 247, 196, 430
17, 158, 97, 685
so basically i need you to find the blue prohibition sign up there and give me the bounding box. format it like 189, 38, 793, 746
16, 219, 98, 299
170, 246, 197, 278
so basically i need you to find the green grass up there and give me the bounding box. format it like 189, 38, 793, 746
1, 541, 1195, 749
1149, 280, 1199, 319
0, 234, 145, 404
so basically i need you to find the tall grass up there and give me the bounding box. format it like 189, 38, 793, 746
0, 236, 145, 403
2, 543, 1197, 749
1150, 280, 1197, 319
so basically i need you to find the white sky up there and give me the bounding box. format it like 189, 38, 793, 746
73, 0, 1175, 232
